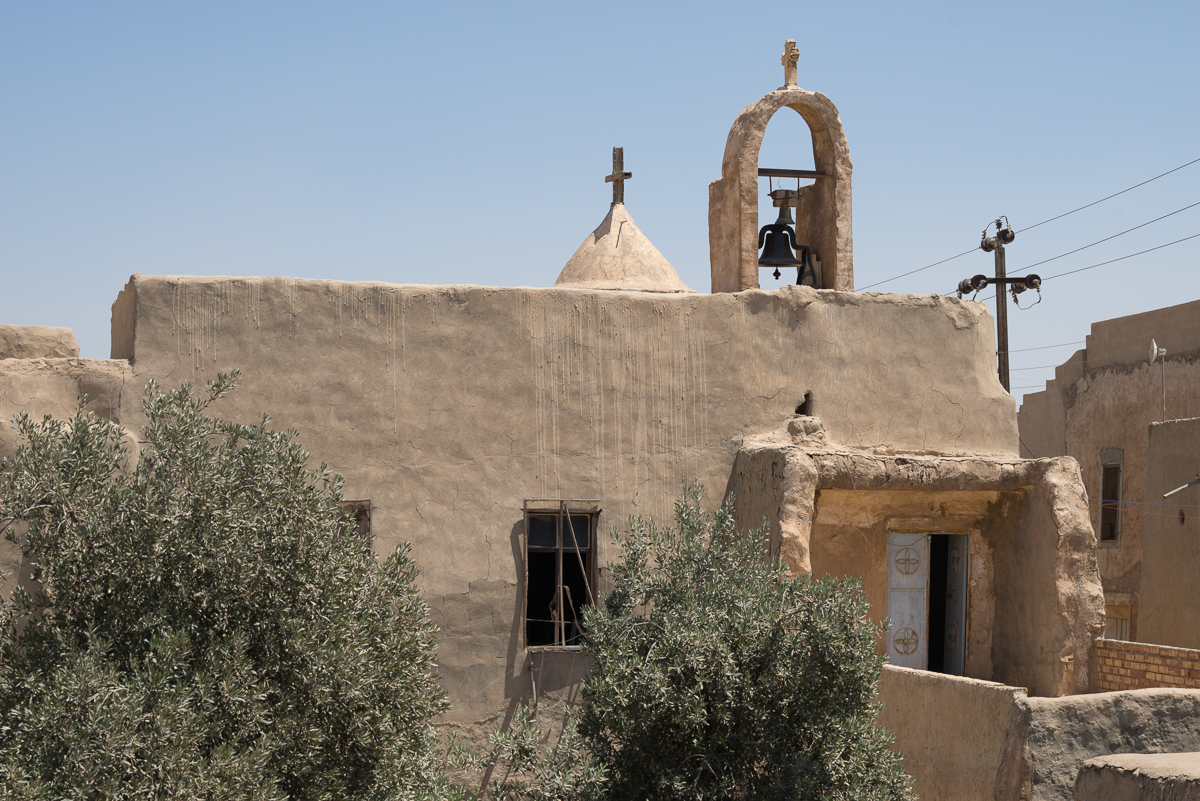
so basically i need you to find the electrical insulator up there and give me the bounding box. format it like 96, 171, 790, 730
980, 236, 997, 253
957, 274, 989, 296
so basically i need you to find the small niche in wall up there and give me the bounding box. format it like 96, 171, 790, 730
795, 391, 815, 416
341, 500, 371, 537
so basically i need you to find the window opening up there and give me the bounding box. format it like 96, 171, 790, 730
1099, 454, 1123, 542
1104, 606, 1131, 640
524, 500, 599, 648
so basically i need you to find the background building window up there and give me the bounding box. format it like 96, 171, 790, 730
1105, 606, 1131, 641
1099, 448, 1124, 543
524, 501, 600, 648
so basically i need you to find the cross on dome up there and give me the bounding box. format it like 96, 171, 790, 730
604, 147, 632, 206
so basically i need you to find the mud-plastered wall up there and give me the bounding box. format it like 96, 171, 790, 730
877, 666, 1028, 801
0, 353, 135, 610
109, 274, 1017, 731
980, 460, 1101, 697
1140, 417, 1200, 649
725, 444, 1102, 688
1018, 299, 1200, 640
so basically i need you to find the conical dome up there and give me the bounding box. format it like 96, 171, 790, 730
555, 203, 695, 293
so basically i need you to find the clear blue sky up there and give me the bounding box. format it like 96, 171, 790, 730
2, 1, 1197, 408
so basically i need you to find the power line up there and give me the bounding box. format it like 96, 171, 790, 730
1013, 334, 1200, 365
1015, 201, 1200, 272
856, 248, 977, 291
1010, 325, 1200, 364
1010, 332, 1200, 404
1089, 499, 1200, 522
1009, 340, 1085, 353
860, 156, 1200, 292
1043, 232, 1200, 281
954, 231, 1200, 294
1019, 157, 1200, 233
1011, 335, 1200, 374
1095, 497, 1200, 511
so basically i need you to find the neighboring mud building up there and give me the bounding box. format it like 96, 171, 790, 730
4, 45, 1199, 800
1019, 300, 1200, 645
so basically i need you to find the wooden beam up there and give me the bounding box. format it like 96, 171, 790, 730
758, 168, 828, 179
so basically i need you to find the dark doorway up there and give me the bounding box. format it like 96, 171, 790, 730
927, 536, 948, 671
925, 533, 968, 675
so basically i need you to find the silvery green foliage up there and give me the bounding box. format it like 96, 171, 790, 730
0, 373, 455, 800
578, 485, 916, 801
484, 706, 606, 801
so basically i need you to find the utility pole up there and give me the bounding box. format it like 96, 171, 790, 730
957, 218, 1041, 394
993, 228, 1011, 392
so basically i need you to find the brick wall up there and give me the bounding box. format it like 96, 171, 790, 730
1096, 638, 1200, 691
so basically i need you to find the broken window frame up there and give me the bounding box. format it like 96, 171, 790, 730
523, 499, 600, 650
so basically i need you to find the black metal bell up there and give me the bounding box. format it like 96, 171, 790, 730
758, 206, 802, 280
760, 231, 802, 268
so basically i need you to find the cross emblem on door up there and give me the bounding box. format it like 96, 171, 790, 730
894, 627, 919, 655
895, 548, 920, 575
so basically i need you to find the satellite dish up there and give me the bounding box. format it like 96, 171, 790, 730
1149, 339, 1166, 365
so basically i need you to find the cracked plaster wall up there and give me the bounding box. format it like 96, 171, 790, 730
0, 325, 79, 360
977, 459, 1103, 697
729, 434, 1101, 696
4, 273, 1016, 733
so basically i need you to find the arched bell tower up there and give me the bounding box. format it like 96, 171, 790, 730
708, 40, 853, 293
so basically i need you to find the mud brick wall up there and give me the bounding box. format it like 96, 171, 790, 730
1096, 638, 1200, 691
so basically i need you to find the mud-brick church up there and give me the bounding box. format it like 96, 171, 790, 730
5, 44, 1200, 801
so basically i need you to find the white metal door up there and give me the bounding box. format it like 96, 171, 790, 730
887, 533, 928, 669
943, 534, 968, 676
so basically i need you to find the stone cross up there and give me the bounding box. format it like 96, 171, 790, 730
604, 146, 632, 205
781, 39, 799, 89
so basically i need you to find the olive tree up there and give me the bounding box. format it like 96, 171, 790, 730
0, 374, 454, 800
576, 486, 915, 801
